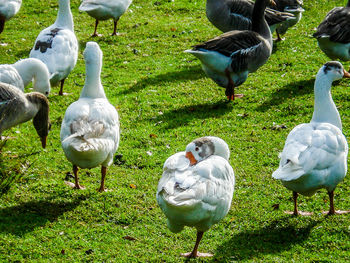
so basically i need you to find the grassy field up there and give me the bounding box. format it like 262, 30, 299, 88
1, 0, 350, 262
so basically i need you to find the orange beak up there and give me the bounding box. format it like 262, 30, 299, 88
185, 151, 197, 166
343, 69, 350, 78
40, 136, 47, 148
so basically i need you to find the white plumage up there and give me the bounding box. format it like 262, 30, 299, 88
60, 41, 119, 192
272, 61, 349, 216
79, 0, 132, 36
0, 58, 51, 96
157, 136, 234, 258
0, 0, 22, 34
30, 0, 78, 96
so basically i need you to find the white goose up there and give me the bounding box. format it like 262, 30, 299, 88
157, 137, 235, 258
272, 62, 350, 216
79, 0, 132, 37
30, 0, 78, 96
0, 0, 22, 34
0, 58, 51, 96
60, 42, 120, 192
313, 0, 350, 67
0, 82, 50, 148
185, 0, 272, 101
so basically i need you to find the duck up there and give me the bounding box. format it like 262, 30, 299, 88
79, 0, 132, 37
0, 0, 22, 34
313, 0, 350, 69
60, 42, 120, 192
0, 58, 51, 96
157, 136, 235, 258
206, 0, 294, 38
272, 61, 350, 216
186, 0, 272, 101
0, 82, 50, 148
29, 0, 78, 96
268, 0, 304, 41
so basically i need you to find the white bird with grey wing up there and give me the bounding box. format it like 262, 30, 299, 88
30, 0, 78, 96
157, 136, 234, 258
272, 61, 350, 216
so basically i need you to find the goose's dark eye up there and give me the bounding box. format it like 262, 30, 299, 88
195, 147, 199, 151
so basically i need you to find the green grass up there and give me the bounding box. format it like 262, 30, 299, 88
0, 0, 350, 262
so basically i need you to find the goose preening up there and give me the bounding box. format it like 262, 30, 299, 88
272, 62, 350, 216
29, 0, 78, 96
0, 58, 51, 96
79, 0, 132, 37
313, 0, 350, 68
268, 0, 304, 41
206, 0, 294, 38
0, 82, 50, 148
60, 42, 120, 192
186, 0, 272, 101
0, 0, 21, 34
157, 137, 235, 258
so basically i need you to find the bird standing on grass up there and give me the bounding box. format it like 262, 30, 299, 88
185, 0, 272, 101
60, 42, 120, 192
79, 0, 132, 37
268, 0, 304, 41
205, 0, 294, 37
157, 136, 234, 258
272, 62, 350, 216
30, 0, 78, 96
0, 0, 22, 35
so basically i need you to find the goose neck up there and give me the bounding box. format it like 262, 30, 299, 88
80, 60, 106, 99
55, 0, 73, 30
252, 0, 271, 41
311, 75, 342, 130
13, 58, 48, 87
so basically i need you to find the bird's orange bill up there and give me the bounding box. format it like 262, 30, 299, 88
185, 151, 197, 165
343, 69, 350, 78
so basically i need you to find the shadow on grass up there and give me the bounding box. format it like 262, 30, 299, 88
120, 65, 204, 95
0, 197, 83, 236
212, 216, 321, 261
151, 100, 234, 129
256, 78, 315, 112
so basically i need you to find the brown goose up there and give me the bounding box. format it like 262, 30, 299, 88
0, 83, 50, 148
268, 0, 304, 41
313, 0, 350, 66
186, 0, 272, 101
206, 0, 294, 35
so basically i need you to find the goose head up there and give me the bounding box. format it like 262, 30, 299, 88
27, 93, 50, 148
317, 61, 350, 83
185, 136, 230, 165
33, 74, 51, 97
